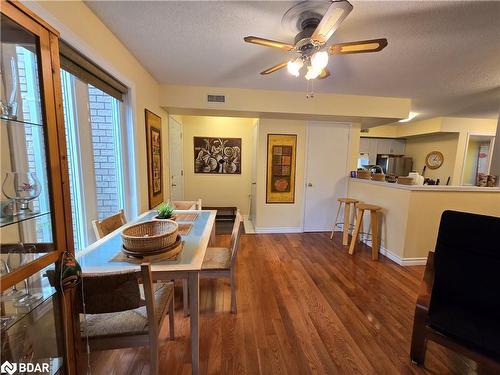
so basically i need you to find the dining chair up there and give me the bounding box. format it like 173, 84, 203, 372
171, 199, 202, 210
200, 210, 242, 313
79, 264, 174, 375
92, 209, 127, 239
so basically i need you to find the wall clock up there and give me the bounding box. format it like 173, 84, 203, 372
425, 151, 444, 169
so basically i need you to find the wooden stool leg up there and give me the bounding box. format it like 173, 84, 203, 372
370, 210, 380, 260
342, 202, 351, 246
349, 209, 364, 255
330, 201, 343, 239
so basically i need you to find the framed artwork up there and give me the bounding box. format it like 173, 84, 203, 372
266, 134, 297, 204
194, 137, 241, 174
145, 109, 163, 208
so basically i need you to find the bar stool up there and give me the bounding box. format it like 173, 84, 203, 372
348, 203, 382, 260
331, 197, 359, 246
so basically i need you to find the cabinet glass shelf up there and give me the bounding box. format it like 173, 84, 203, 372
1, 265, 64, 373
1, 117, 44, 128
0, 210, 51, 228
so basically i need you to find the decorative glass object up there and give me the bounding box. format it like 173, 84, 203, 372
0, 56, 19, 120
2, 172, 41, 216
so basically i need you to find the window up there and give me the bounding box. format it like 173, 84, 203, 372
60, 69, 127, 251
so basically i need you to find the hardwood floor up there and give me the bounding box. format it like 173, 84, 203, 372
88, 232, 478, 374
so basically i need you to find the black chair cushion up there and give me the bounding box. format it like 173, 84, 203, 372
429, 210, 500, 356
430, 210, 500, 311
429, 306, 500, 360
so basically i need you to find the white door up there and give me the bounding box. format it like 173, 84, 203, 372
168, 116, 184, 200
303, 122, 350, 232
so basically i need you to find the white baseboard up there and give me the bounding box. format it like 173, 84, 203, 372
254, 226, 303, 234
360, 238, 427, 266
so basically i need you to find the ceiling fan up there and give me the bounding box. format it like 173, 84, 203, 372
244, 0, 388, 80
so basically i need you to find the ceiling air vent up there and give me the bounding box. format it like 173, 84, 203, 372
207, 94, 226, 103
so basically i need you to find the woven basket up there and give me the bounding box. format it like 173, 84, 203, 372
357, 170, 371, 180
371, 173, 385, 182
121, 220, 178, 253
397, 176, 414, 185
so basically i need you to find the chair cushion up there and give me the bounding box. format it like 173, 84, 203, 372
80, 282, 173, 338
202, 247, 231, 270
429, 307, 500, 360
430, 211, 500, 313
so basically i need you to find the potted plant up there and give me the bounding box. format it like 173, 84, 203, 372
155, 202, 176, 221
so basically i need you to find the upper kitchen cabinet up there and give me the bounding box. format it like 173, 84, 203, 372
361, 137, 407, 157
376, 138, 406, 155
1, 1, 75, 373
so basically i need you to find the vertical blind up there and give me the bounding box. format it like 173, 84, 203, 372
58, 40, 127, 101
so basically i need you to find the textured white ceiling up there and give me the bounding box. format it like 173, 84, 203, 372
85, 0, 500, 120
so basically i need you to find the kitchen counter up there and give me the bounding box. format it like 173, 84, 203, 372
351, 178, 500, 192
345, 178, 500, 266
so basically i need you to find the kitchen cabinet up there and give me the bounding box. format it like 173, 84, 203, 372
359, 137, 370, 153
376, 138, 406, 155
360, 137, 406, 164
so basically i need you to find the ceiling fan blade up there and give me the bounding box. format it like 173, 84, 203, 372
311, 0, 353, 44
329, 38, 388, 55
318, 68, 331, 79
244, 36, 294, 51
260, 61, 289, 75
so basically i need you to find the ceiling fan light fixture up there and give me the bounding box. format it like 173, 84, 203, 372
305, 64, 321, 80
311, 51, 329, 70
287, 58, 303, 77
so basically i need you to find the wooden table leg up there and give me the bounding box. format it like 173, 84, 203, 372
188, 272, 200, 375
342, 202, 351, 246
183, 278, 189, 317
370, 210, 380, 260
209, 222, 216, 246
349, 209, 364, 255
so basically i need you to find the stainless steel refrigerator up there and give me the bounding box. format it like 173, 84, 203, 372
376, 155, 413, 176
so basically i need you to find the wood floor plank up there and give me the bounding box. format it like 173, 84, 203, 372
87, 231, 477, 374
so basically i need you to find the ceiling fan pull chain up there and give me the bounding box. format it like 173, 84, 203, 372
306, 79, 314, 99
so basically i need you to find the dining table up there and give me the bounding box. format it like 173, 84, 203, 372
77, 209, 217, 375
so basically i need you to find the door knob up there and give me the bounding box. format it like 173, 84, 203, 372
307, 182, 313, 187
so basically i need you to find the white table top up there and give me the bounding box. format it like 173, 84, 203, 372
77, 210, 216, 274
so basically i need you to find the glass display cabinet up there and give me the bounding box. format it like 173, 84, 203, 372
1, 2, 75, 374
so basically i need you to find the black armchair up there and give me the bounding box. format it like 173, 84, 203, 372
411, 210, 500, 372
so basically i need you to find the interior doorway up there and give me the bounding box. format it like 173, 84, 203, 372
461, 134, 496, 185
303, 122, 350, 232
168, 116, 184, 200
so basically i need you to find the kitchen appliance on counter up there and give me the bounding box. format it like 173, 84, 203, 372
376, 155, 413, 177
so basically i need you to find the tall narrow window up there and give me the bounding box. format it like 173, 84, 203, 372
60, 69, 127, 251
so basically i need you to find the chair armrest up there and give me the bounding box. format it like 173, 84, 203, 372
416, 251, 435, 312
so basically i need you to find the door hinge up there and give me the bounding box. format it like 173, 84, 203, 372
181, 170, 184, 176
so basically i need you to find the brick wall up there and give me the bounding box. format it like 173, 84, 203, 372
88, 85, 122, 219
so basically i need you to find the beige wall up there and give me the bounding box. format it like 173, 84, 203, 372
404, 133, 459, 183
24, 0, 167, 215
161, 84, 410, 122
366, 117, 497, 185
255, 119, 307, 230
348, 180, 411, 258
405, 190, 500, 258
348, 179, 500, 262
180, 116, 257, 215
